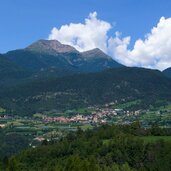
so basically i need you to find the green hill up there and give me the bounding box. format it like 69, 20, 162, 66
2, 123, 171, 171
0, 67, 170, 116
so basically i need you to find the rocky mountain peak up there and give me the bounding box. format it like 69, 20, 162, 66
26, 39, 78, 54
81, 48, 111, 60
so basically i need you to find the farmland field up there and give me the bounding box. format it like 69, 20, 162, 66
140, 136, 171, 143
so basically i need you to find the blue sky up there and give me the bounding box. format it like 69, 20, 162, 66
1, 0, 171, 70
0, 0, 170, 52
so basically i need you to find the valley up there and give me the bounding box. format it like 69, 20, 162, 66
0, 99, 170, 157
0, 39, 171, 170
1, 1, 171, 170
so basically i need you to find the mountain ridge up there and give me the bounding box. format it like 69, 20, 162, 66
163, 67, 171, 78
81, 48, 111, 59
0, 40, 170, 117
3, 39, 123, 78
26, 39, 78, 54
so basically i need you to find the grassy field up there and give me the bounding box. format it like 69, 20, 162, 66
0, 107, 6, 114
103, 136, 171, 145
113, 100, 141, 109
80, 124, 93, 130
140, 136, 171, 143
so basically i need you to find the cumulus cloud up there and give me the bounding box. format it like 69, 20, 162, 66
49, 12, 171, 70
108, 17, 171, 70
48, 12, 111, 52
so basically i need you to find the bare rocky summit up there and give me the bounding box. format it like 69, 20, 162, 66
26, 39, 78, 54
81, 48, 111, 60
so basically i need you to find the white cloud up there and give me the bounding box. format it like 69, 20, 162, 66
48, 12, 111, 52
49, 12, 171, 70
109, 17, 171, 70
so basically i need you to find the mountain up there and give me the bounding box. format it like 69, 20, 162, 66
26, 39, 78, 54
5, 49, 78, 74
1, 67, 170, 116
163, 67, 171, 78
0, 54, 19, 73
0, 54, 31, 85
82, 48, 112, 60
1, 40, 170, 116
4, 40, 123, 78
80, 48, 122, 72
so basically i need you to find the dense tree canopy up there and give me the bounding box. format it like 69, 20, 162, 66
1, 123, 171, 171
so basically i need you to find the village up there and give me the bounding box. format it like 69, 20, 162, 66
0, 100, 170, 147
43, 106, 143, 124
0, 104, 144, 131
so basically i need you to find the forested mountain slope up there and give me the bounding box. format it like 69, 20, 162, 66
0, 67, 170, 116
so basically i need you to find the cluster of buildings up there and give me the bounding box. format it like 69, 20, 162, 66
43, 107, 142, 124
0, 124, 6, 128
44, 115, 92, 123
0, 115, 13, 128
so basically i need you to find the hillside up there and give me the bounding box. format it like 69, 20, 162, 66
0, 67, 170, 116
0, 54, 31, 85
2, 124, 171, 171
163, 67, 171, 78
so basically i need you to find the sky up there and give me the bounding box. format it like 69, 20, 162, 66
1, 0, 171, 70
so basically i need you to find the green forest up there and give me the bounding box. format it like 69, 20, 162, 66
1, 67, 171, 116
1, 122, 171, 171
